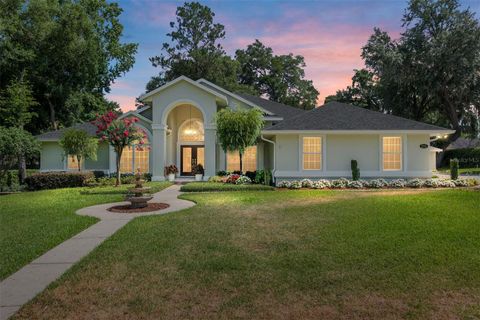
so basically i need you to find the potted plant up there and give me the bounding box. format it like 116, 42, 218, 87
192, 164, 204, 181
164, 164, 178, 182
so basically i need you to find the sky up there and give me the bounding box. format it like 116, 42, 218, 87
108, 0, 480, 112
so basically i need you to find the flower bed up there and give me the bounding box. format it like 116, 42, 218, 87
276, 178, 477, 190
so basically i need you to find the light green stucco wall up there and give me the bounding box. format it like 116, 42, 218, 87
85, 142, 109, 170
40, 142, 65, 171
276, 135, 299, 171
326, 134, 379, 171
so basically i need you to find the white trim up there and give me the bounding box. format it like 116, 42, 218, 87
196, 78, 274, 115
262, 129, 455, 136
136, 105, 151, 114
380, 135, 403, 172
139, 76, 228, 103
263, 116, 284, 121
118, 110, 152, 124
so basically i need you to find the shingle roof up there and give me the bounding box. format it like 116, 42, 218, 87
264, 101, 451, 131
235, 93, 306, 119
36, 122, 97, 141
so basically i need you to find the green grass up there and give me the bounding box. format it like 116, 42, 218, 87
0, 181, 171, 280
438, 167, 480, 175
180, 182, 274, 192
13, 189, 480, 319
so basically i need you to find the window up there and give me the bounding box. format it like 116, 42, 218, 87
119, 138, 150, 174
179, 119, 204, 142
67, 155, 82, 170
303, 137, 322, 170
382, 136, 402, 170
227, 146, 257, 172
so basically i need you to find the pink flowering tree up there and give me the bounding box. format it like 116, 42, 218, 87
93, 111, 146, 186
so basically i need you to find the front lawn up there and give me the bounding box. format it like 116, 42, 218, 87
0, 181, 171, 280
438, 167, 480, 175
180, 182, 274, 192
14, 189, 480, 319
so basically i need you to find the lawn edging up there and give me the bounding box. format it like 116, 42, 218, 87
180, 182, 274, 192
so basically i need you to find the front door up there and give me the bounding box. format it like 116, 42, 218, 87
181, 145, 204, 176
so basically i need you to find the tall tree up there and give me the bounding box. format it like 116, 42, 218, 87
147, 2, 247, 93
236, 40, 319, 110
0, 0, 137, 132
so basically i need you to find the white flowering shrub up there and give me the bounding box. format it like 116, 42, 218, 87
453, 179, 469, 187
437, 179, 456, 188
277, 180, 291, 188
389, 179, 406, 188
407, 178, 424, 188
368, 179, 387, 188
235, 175, 252, 185
311, 181, 326, 189
289, 180, 302, 189
331, 178, 349, 188
423, 179, 439, 188
301, 179, 313, 188
348, 180, 363, 189
318, 179, 331, 188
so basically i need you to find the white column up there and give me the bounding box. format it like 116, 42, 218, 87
152, 124, 167, 181
204, 127, 216, 179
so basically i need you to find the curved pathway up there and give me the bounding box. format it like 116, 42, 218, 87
0, 184, 194, 320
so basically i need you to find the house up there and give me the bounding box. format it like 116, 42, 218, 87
37, 75, 454, 182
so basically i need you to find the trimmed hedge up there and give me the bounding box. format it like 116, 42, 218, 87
442, 148, 480, 168
25, 172, 94, 190
180, 182, 274, 192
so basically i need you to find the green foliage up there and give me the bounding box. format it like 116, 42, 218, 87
0, 0, 137, 132
333, 0, 480, 139
442, 148, 480, 168
25, 172, 94, 190
180, 182, 274, 192
0, 78, 37, 128
254, 169, 272, 185
236, 40, 319, 110
59, 129, 98, 171
450, 159, 459, 180
0, 127, 39, 182
351, 160, 360, 181
147, 2, 247, 93
64, 92, 121, 124
215, 108, 264, 173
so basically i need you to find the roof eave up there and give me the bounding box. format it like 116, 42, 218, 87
262, 129, 456, 135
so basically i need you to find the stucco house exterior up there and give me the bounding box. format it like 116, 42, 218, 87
37, 75, 453, 182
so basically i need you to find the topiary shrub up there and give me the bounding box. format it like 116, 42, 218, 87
25, 171, 94, 190
351, 160, 360, 181
450, 158, 459, 180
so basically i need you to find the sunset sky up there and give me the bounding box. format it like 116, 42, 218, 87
108, 0, 480, 112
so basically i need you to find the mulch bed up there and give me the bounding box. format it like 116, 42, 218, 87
107, 202, 170, 213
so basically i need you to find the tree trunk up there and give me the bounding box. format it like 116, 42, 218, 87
115, 148, 123, 186
77, 155, 82, 171
239, 151, 243, 174
46, 96, 57, 130
441, 90, 461, 142
18, 154, 26, 185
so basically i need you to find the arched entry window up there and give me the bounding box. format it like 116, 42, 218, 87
179, 119, 204, 142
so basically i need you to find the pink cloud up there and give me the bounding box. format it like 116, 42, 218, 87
107, 94, 137, 112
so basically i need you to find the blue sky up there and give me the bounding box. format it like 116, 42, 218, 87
108, 0, 480, 111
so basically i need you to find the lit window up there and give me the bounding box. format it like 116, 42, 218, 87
303, 137, 322, 170
119, 137, 150, 174
227, 146, 257, 172
179, 119, 204, 142
67, 155, 82, 171
382, 136, 402, 170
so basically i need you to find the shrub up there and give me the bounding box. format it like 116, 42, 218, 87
348, 180, 363, 189
453, 179, 469, 187
216, 170, 228, 176
351, 160, 360, 181
442, 148, 480, 168
244, 171, 256, 181
331, 178, 349, 188
236, 175, 252, 185
226, 174, 241, 184
289, 180, 302, 189
311, 181, 326, 189
208, 175, 225, 183
254, 169, 272, 185
407, 178, 424, 188
437, 179, 456, 188
368, 179, 387, 188
180, 182, 274, 192
164, 164, 178, 175
92, 170, 106, 179
450, 158, 459, 180
301, 179, 313, 188
25, 171, 94, 190
192, 164, 204, 175
423, 179, 439, 188
318, 179, 331, 188
277, 180, 291, 188
389, 179, 406, 188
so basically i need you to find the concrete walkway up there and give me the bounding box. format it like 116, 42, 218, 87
0, 184, 194, 320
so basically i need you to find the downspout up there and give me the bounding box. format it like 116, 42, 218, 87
261, 135, 276, 184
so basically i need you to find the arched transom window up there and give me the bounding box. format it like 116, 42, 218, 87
179, 119, 204, 142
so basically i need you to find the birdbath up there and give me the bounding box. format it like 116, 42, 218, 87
126, 170, 153, 209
